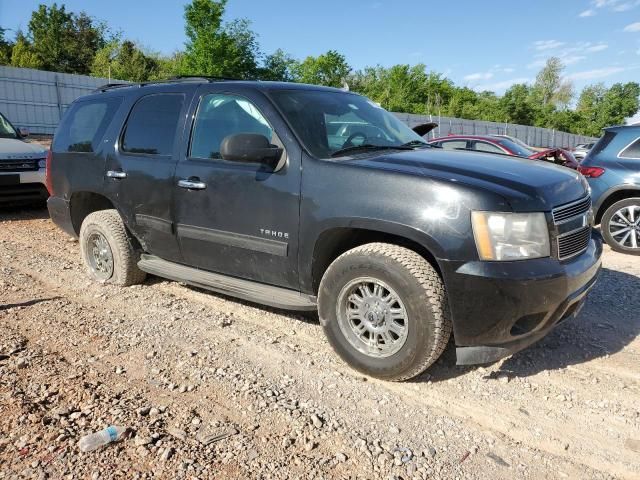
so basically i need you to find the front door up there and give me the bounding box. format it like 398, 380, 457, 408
104, 91, 189, 262
173, 87, 302, 289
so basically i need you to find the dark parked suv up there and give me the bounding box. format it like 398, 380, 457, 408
47, 79, 602, 381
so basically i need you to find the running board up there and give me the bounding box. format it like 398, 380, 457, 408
138, 255, 317, 311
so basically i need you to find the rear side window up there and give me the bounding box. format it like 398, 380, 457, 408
473, 141, 503, 154
440, 140, 468, 151
590, 131, 617, 157
54, 97, 122, 153
121, 94, 184, 156
619, 138, 640, 159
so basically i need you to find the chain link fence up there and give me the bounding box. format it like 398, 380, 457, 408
1, 66, 599, 147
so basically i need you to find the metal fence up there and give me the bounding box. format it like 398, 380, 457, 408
394, 113, 598, 148
1, 66, 598, 146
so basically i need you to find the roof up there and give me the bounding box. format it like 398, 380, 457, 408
429, 134, 502, 142
92, 77, 348, 95
604, 124, 640, 132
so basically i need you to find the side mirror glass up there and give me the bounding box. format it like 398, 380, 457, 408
18, 127, 30, 138
220, 133, 283, 169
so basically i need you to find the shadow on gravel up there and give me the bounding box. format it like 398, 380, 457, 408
412, 267, 640, 383
0, 205, 49, 221
0, 297, 61, 311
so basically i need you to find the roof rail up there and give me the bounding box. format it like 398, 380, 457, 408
93, 82, 132, 93
170, 75, 247, 82
92, 75, 250, 93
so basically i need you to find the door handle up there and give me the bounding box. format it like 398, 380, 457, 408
178, 179, 207, 190
106, 170, 127, 179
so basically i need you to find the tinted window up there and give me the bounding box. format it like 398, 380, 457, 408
474, 141, 504, 154
0, 112, 17, 139
269, 89, 426, 158
190, 94, 273, 159
440, 140, 468, 151
620, 137, 640, 159
495, 139, 533, 157
590, 131, 616, 157
122, 94, 184, 155
54, 97, 122, 153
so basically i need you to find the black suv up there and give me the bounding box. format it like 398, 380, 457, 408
47, 79, 603, 381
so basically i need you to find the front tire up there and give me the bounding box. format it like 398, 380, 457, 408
601, 198, 640, 255
318, 243, 451, 381
79, 209, 147, 286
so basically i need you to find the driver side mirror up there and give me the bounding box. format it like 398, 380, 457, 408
18, 127, 29, 138
220, 133, 283, 170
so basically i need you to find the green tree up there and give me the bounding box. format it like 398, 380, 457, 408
10, 31, 42, 69
596, 82, 640, 131
295, 50, 350, 88
0, 27, 13, 65
92, 39, 160, 82
182, 0, 259, 78
532, 57, 573, 108
259, 49, 299, 82
26, 3, 105, 74
501, 84, 535, 125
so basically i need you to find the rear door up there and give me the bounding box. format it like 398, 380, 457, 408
104, 90, 191, 262
172, 86, 302, 289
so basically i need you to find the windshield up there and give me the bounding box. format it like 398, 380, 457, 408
496, 139, 533, 157
269, 89, 427, 158
0, 113, 17, 139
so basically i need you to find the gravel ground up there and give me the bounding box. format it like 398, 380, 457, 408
0, 207, 638, 480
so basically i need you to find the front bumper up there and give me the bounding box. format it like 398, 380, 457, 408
440, 231, 603, 365
0, 169, 48, 205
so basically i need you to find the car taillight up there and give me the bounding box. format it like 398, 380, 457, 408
577, 166, 605, 178
45, 149, 53, 194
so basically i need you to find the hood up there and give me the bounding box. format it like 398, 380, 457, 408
345, 148, 587, 211
0, 138, 47, 159
412, 122, 438, 137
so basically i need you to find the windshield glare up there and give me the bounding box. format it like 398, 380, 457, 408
269, 89, 426, 158
0, 113, 17, 139
496, 139, 533, 157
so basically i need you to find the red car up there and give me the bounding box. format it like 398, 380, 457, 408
427, 134, 579, 169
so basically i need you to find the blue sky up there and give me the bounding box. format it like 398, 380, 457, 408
2, 0, 640, 98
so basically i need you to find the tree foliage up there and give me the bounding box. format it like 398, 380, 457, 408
1, 2, 639, 137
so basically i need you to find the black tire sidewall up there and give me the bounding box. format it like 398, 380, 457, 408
601, 198, 640, 255
319, 252, 438, 380
80, 218, 124, 284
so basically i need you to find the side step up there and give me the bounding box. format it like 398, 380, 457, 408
138, 255, 317, 311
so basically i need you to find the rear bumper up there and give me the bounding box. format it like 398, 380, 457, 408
0, 169, 48, 205
440, 231, 603, 365
47, 195, 76, 238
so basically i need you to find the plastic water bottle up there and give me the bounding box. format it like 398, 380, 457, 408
78, 426, 126, 452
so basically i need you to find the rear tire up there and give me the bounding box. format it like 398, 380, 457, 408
79, 209, 147, 286
601, 198, 640, 255
318, 243, 451, 381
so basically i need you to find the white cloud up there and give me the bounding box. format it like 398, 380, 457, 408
503, 67, 515, 73
624, 22, 640, 31
464, 72, 494, 81
584, 0, 640, 15
579, 9, 596, 16
566, 66, 626, 80
527, 41, 609, 69
533, 40, 565, 51
586, 43, 609, 52
627, 111, 640, 124
472, 77, 531, 93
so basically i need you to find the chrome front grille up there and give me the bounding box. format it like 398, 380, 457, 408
0, 159, 39, 172
552, 196, 592, 260
552, 196, 591, 223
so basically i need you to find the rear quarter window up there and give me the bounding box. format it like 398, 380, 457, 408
53, 97, 123, 153
619, 137, 640, 159
589, 131, 616, 157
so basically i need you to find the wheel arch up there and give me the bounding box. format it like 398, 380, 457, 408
309, 220, 444, 294
69, 191, 116, 236
595, 187, 640, 224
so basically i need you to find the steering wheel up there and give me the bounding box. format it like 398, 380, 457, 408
342, 132, 368, 148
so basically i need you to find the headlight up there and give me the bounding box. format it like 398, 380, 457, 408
38, 159, 46, 169
471, 211, 550, 261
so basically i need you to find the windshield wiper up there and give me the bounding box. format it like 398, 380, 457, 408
330, 144, 415, 158
401, 140, 439, 148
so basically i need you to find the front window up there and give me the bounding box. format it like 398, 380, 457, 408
0, 113, 17, 139
269, 89, 426, 158
495, 139, 533, 157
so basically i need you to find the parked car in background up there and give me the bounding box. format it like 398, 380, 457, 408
0, 111, 48, 206
428, 134, 579, 169
573, 142, 595, 161
46, 78, 601, 381
578, 126, 640, 255
490, 134, 546, 152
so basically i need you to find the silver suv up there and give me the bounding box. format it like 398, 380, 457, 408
0, 111, 48, 205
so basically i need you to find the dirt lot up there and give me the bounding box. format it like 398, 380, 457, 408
0, 207, 638, 480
